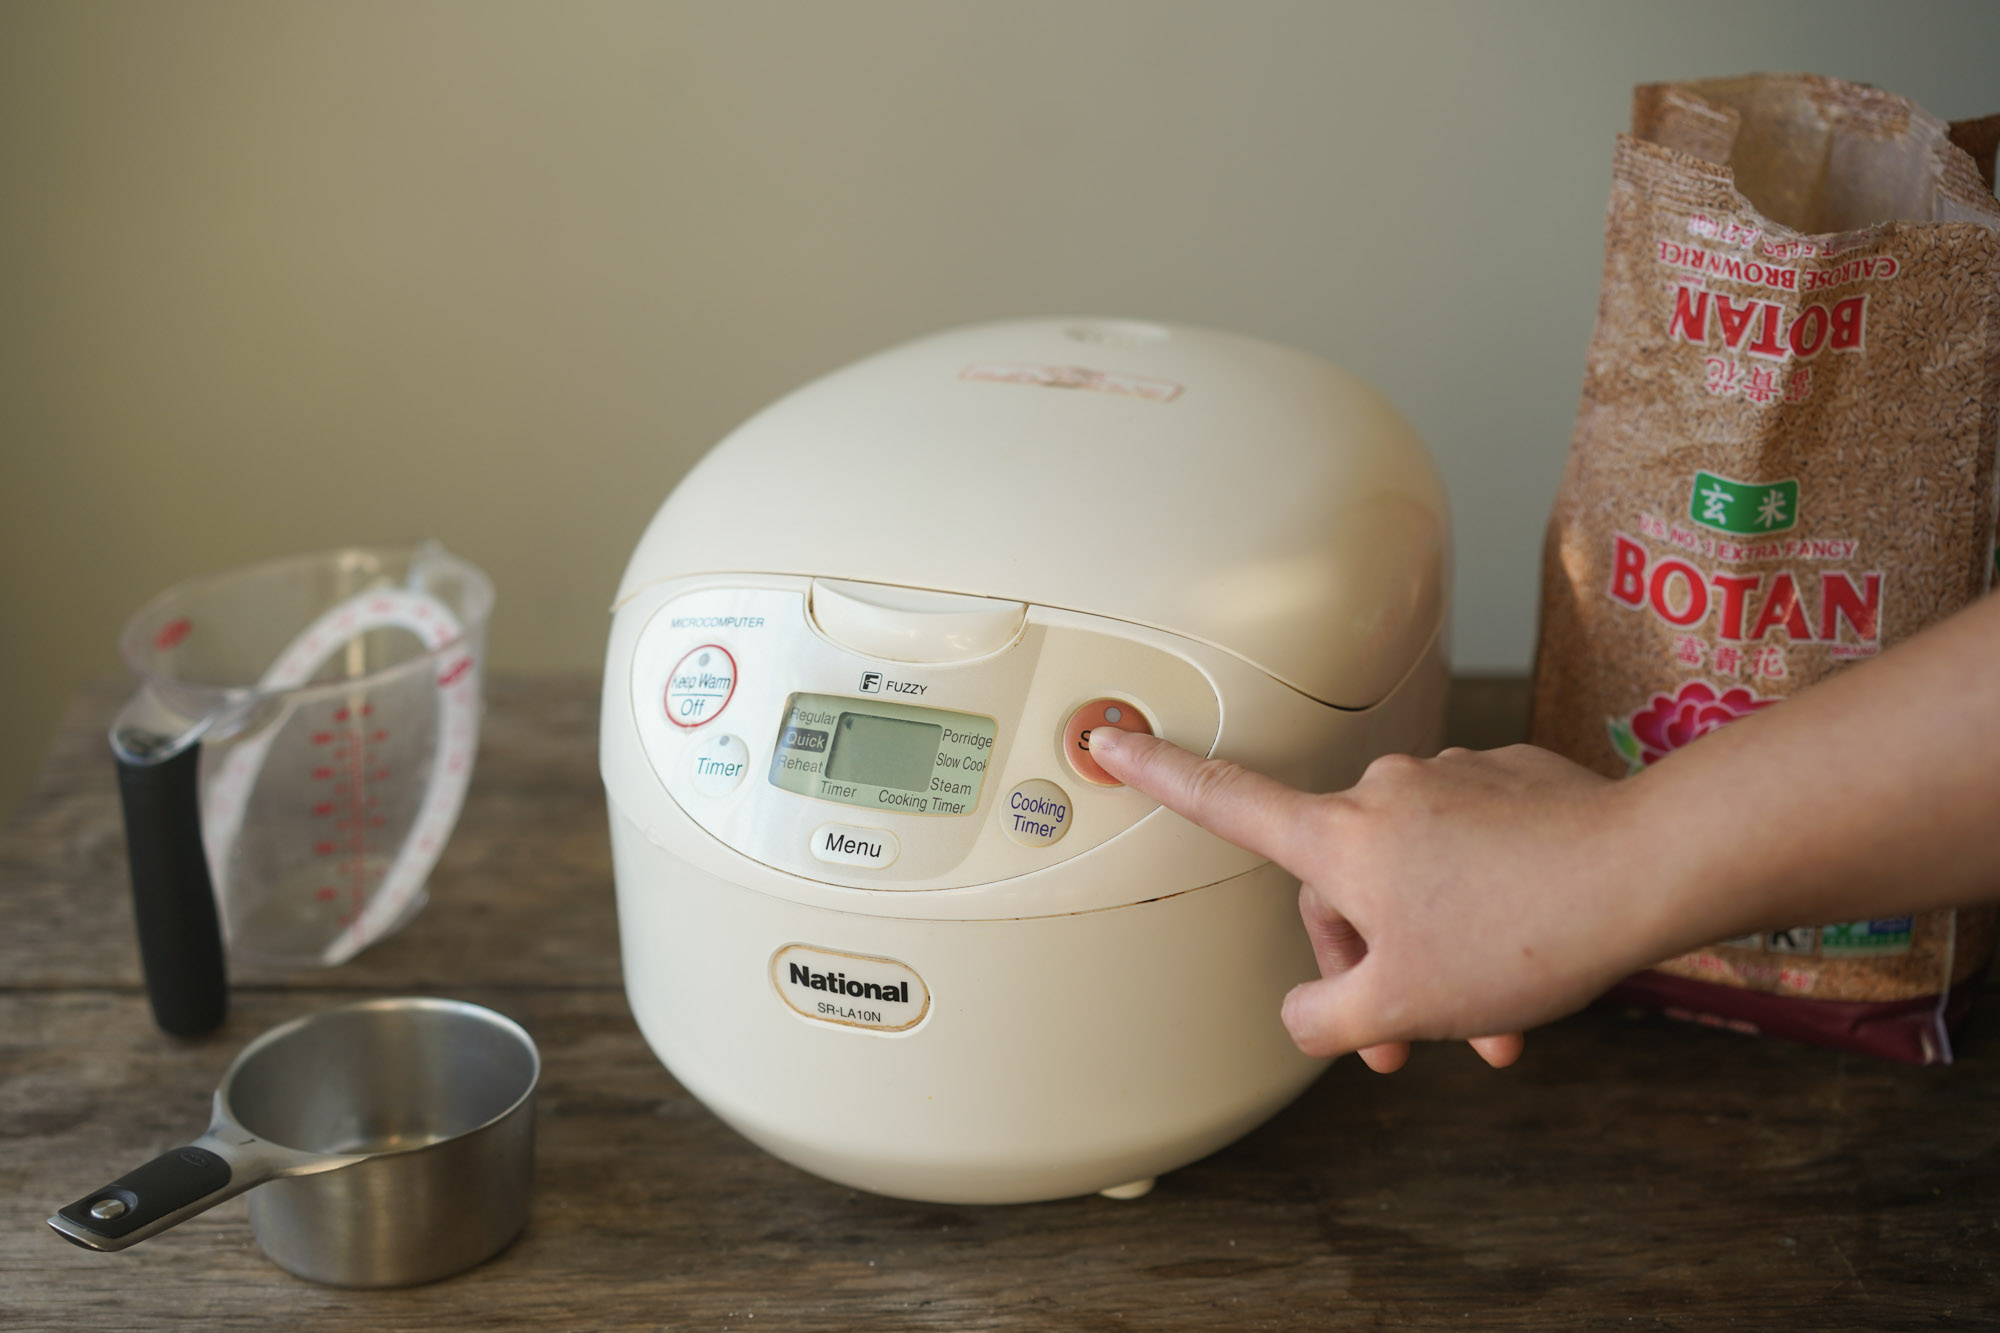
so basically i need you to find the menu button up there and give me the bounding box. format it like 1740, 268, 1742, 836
810, 823, 900, 870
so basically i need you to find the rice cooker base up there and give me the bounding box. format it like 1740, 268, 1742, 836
614, 821, 1322, 1203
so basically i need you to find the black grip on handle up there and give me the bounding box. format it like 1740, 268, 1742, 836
53, 1146, 231, 1246
114, 742, 228, 1035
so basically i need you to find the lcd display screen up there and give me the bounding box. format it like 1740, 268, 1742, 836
767, 691, 996, 816
823, 712, 942, 793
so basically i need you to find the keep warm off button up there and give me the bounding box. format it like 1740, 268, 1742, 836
810, 822, 900, 869
665, 644, 737, 728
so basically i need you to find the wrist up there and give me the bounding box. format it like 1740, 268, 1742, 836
1591, 764, 1745, 973
1609, 740, 1833, 973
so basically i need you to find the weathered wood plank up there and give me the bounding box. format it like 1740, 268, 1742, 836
1, 674, 1527, 993
6, 987, 1997, 1331
0, 676, 620, 992
5, 674, 1997, 1330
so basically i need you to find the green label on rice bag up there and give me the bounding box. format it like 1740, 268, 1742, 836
1689, 470, 1800, 535
1819, 918, 1913, 957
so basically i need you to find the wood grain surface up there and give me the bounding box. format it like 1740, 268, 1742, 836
3, 675, 1995, 1331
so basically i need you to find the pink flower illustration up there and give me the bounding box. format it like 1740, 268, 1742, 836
1608, 680, 1779, 771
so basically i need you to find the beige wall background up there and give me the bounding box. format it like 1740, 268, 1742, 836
3, 0, 1996, 819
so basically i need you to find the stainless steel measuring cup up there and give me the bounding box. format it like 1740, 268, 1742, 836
49, 998, 539, 1288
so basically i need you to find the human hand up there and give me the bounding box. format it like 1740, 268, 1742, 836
1086, 729, 1645, 1072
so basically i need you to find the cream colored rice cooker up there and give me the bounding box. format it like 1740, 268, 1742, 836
600, 318, 1449, 1203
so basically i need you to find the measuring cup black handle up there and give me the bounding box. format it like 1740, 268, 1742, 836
113, 744, 228, 1036
48, 1144, 239, 1252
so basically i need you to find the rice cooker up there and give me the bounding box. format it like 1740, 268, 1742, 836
600, 318, 1449, 1204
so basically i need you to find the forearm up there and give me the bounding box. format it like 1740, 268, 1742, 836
1613, 593, 2000, 965
1094, 592, 2000, 1059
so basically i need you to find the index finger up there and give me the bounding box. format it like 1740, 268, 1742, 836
1087, 726, 1321, 869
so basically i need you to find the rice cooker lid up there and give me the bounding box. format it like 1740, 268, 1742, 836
617, 318, 1447, 709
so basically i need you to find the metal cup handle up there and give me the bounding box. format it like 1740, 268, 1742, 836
47, 1100, 352, 1253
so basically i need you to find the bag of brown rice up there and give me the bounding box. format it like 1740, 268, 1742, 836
1530, 74, 2000, 1064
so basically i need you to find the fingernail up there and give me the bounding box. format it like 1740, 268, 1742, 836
1090, 726, 1123, 754
1279, 984, 1306, 1034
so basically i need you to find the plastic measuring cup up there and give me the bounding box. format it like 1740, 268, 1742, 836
112, 543, 493, 1034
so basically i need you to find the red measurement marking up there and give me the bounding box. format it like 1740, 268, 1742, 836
153, 618, 193, 651
312, 767, 334, 780
314, 841, 336, 856
372, 729, 387, 742
372, 768, 389, 781
362, 703, 374, 716
313, 801, 334, 815
437, 656, 473, 687
333, 707, 349, 722
368, 815, 385, 828
335, 698, 377, 936
312, 731, 334, 745
316, 887, 337, 901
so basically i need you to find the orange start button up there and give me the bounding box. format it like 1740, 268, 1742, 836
1062, 698, 1152, 786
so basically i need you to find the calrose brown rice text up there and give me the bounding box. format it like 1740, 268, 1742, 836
1530, 75, 2000, 1064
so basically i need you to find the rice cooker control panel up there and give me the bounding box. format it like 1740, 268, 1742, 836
627, 581, 1221, 891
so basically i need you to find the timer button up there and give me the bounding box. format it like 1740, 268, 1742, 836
665, 644, 737, 728
689, 734, 749, 796
1062, 698, 1152, 786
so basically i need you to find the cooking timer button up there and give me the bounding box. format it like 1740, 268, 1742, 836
689, 734, 750, 797
1061, 698, 1153, 786
664, 644, 737, 728
1002, 779, 1072, 847
809, 823, 900, 870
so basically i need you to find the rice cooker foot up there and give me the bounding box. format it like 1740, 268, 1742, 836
1099, 1177, 1156, 1201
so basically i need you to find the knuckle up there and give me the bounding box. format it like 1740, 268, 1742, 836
1119, 739, 1176, 787
1361, 751, 1422, 784
1179, 756, 1248, 813
1306, 793, 1361, 857
1311, 791, 1357, 833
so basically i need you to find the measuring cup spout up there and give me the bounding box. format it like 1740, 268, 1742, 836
110, 677, 242, 767
110, 684, 245, 1036
47, 1099, 347, 1253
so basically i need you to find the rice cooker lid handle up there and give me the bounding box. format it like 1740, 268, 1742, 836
809, 579, 1027, 664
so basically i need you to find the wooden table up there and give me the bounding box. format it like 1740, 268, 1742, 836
3, 676, 1995, 1330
